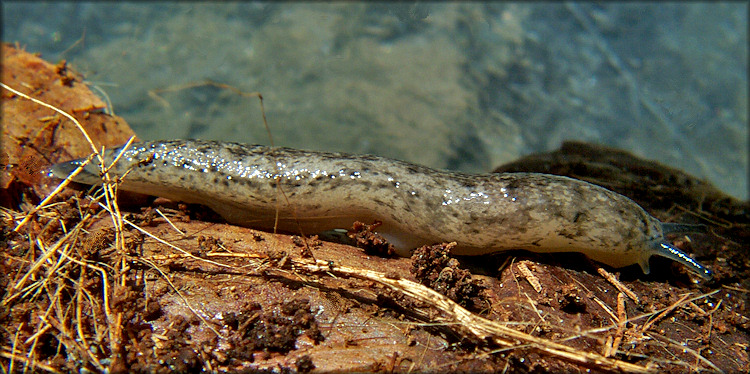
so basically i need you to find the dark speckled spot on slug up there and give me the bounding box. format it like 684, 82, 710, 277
572, 212, 583, 223
359, 155, 379, 162
225, 145, 253, 158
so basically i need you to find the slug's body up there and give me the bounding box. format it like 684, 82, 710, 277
52, 140, 712, 280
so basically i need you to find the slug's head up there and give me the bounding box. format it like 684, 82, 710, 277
642, 222, 713, 281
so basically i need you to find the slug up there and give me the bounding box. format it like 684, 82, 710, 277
51, 139, 713, 280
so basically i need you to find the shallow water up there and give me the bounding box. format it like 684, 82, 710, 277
4, 2, 747, 199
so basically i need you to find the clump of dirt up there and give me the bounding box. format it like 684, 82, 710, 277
198, 235, 225, 253
347, 220, 396, 256
228, 299, 324, 357
294, 355, 315, 373
410, 242, 484, 308
146, 315, 204, 374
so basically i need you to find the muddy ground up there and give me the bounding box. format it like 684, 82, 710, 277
1, 44, 748, 373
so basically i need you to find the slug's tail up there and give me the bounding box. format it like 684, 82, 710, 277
649, 241, 713, 281
50, 158, 101, 185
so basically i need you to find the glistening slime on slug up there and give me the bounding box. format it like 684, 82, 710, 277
52, 140, 713, 280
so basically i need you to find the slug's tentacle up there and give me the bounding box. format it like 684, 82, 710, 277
661, 222, 708, 235
51, 140, 714, 280
650, 241, 713, 280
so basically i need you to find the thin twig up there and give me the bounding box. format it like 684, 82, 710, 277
597, 267, 640, 303
641, 293, 691, 333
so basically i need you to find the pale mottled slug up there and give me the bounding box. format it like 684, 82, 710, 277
52, 140, 713, 280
